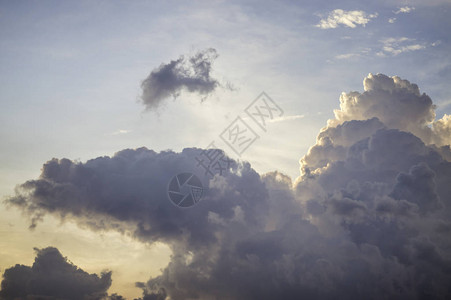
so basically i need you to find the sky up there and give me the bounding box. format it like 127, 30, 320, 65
1, 0, 451, 299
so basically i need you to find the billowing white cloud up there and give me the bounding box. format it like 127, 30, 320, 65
316, 9, 378, 29
431, 114, 451, 146
4, 74, 451, 299
325, 73, 451, 147
329, 73, 435, 131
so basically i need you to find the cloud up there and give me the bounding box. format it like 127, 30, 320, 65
432, 40, 442, 47
296, 73, 451, 300
377, 37, 428, 56
431, 114, 451, 146
111, 129, 131, 136
394, 6, 415, 14
334, 48, 371, 60
268, 114, 305, 123
336, 48, 372, 60
335, 53, 358, 60
326, 73, 451, 146
0, 247, 112, 300
140, 48, 221, 110
316, 9, 378, 29
330, 73, 434, 131
5, 74, 451, 299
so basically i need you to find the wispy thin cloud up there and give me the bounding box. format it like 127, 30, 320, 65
268, 114, 305, 123
439, 99, 451, 108
111, 129, 131, 135
394, 6, 415, 14
335, 48, 370, 60
432, 40, 442, 47
377, 37, 428, 56
335, 53, 358, 60
316, 9, 378, 29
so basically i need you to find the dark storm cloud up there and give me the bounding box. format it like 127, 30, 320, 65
5, 74, 451, 299
141, 48, 220, 110
4, 147, 266, 250
0, 247, 112, 300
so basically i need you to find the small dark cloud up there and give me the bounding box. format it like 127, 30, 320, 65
141, 48, 220, 110
0, 247, 112, 300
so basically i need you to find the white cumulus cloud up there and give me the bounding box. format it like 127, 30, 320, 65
316, 9, 378, 29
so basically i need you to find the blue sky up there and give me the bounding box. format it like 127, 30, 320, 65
1, 0, 451, 298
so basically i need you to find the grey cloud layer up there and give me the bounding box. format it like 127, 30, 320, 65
4, 74, 451, 299
141, 48, 220, 110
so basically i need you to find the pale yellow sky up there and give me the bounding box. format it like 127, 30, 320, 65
0, 207, 171, 299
